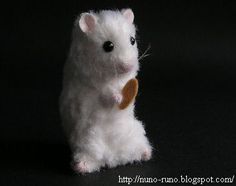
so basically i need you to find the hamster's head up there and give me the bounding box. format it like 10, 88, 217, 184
74, 9, 139, 79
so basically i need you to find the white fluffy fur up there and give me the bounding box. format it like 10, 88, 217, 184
59, 9, 152, 174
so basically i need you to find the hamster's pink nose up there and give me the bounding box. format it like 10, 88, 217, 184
117, 62, 134, 74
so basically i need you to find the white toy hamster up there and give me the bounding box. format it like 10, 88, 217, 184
59, 8, 152, 174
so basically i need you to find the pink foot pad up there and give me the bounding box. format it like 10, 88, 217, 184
72, 161, 88, 174
142, 149, 152, 161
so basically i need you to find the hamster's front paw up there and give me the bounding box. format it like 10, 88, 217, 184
99, 92, 122, 107
112, 93, 122, 104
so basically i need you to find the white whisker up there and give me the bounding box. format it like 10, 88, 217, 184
138, 44, 151, 61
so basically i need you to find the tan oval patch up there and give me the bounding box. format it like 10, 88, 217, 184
119, 78, 138, 110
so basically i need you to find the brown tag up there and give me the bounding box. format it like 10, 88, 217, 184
119, 78, 138, 110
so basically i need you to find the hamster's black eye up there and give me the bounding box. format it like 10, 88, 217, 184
103, 41, 114, 52
130, 36, 136, 45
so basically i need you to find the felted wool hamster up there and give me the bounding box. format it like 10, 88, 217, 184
59, 9, 152, 174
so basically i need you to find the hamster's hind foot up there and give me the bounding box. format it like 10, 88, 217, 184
71, 158, 101, 174
72, 161, 88, 174
141, 147, 152, 161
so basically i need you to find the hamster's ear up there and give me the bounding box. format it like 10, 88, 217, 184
121, 8, 134, 24
78, 13, 97, 33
